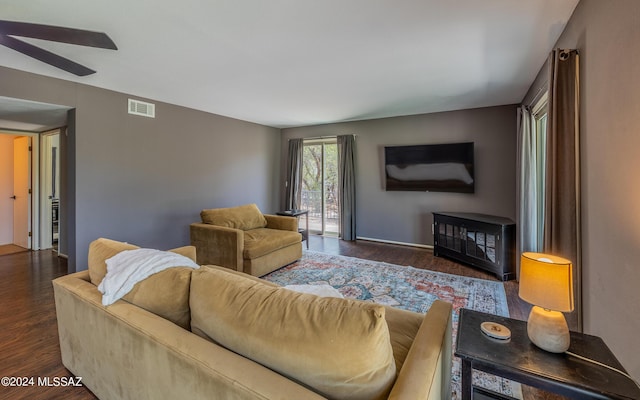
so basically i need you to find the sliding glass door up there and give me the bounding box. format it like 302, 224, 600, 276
301, 139, 338, 235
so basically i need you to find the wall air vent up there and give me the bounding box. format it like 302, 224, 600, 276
128, 99, 155, 118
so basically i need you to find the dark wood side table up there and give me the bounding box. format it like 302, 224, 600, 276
276, 210, 309, 249
455, 309, 640, 400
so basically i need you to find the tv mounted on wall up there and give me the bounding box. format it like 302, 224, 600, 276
384, 142, 475, 193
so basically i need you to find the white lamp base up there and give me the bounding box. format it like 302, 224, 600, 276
527, 306, 570, 353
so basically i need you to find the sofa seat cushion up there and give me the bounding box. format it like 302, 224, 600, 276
190, 267, 396, 400
87, 238, 197, 330
201, 203, 267, 231
242, 228, 301, 259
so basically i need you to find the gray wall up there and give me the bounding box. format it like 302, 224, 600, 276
523, 0, 640, 380
0, 66, 281, 271
281, 105, 517, 246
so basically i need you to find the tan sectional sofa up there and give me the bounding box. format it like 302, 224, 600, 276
190, 203, 303, 276
53, 239, 453, 400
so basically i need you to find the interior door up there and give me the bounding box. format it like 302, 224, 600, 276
13, 136, 30, 249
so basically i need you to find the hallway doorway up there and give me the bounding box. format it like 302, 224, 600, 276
0, 129, 62, 252
0, 96, 71, 262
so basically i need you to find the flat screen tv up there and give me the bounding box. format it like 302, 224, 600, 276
384, 142, 475, 193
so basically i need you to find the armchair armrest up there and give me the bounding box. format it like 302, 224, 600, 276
264, 214, 298, 232
190, 223, 244, 271
388, 300, 453, 400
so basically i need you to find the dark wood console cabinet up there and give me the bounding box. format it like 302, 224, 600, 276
433, 212, 516, 281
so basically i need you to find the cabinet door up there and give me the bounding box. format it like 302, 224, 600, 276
437, 221, 462, 252
465, 227, 500, 264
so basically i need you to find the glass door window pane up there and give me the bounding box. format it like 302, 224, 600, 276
302, 144, 323, 232
301, 139, 338, 236
323, 142, 338, 235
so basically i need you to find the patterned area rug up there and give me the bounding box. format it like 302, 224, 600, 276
263, 250, 522, 400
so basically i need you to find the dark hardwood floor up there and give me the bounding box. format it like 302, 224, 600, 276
0, 250, 96, 400
0, 236, 564, 400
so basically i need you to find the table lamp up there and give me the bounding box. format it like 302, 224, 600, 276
519, 252, 574, 353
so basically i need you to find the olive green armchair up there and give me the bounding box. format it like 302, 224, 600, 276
190, 204, 302, 276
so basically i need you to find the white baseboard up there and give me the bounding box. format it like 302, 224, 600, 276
356, 236, 434, 250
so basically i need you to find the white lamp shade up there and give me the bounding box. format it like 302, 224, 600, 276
519, 252, 574, 312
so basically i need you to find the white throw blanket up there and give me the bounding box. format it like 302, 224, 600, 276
98, 248, 200, 306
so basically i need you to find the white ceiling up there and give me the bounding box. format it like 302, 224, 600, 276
0, 0, 579, 128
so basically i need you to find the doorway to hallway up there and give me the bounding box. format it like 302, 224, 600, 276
0, 129, 62, 252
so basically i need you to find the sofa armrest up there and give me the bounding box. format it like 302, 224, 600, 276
65, 270, 91, 282
388, 300, 453, 400
264, 214, 298, 232
190, 223, 244, 271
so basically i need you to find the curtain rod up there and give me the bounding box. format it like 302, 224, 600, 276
288, 134, 356, 141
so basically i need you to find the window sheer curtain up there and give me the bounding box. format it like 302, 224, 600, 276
518, 105, 542, 255
284, 138, 303, 211
337, 135, 356, 240
544, 49, 581, 331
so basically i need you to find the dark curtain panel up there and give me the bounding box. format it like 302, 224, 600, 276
337, 135, 356, 240
544, 49, 581, 331
285, 138, 303, 211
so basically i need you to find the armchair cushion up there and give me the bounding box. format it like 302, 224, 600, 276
243, 228, 302, 259
200, 203, 267, 231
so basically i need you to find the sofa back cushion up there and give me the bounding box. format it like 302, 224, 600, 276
87, 238, 197, 330
122, 266, 193, 330
200, 203, 267, 231
190, 267, 397, 400
88, 238, 139, 286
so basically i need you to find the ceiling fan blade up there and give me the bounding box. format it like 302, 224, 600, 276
0, 34, 96, 76
0, 20, 117, 50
